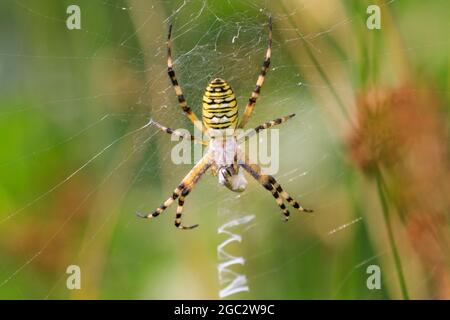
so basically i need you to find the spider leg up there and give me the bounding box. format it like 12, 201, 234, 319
265, 182, 291, 221
238, 16, 272, 129
174, 158, 210, 229
137, 153, 213, 219
239, 160, 313, 220
175, 187, 198, 230
269, 176, 313, 213
237, 114, 295, 143
167, 25, 207, 135
150, 119, 208, 145
239, 161, 289, 220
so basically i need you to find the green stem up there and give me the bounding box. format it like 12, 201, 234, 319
301, 39, 351, 121
279, 1, 351, 121
375, 169, 410, 300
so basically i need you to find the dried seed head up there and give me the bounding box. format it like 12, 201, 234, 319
349, 83, 450, 298
348, 86, 406, 175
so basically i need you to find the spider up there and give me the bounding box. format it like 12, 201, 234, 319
137, 16, 313, 229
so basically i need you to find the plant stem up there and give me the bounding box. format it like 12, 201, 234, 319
279, 1, 351, 121
300, 39, 351, 121
375, 169, 410, 300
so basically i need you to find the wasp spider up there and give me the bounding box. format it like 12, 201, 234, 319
137, 16, 313, 229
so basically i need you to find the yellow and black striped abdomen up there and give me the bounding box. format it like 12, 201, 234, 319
202, 78, 238, 130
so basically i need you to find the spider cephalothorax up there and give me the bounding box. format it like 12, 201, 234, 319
137, 16, 313, 229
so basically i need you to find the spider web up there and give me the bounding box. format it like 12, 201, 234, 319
1, 0, 442, 299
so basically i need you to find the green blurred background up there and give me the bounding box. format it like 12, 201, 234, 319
0, 0, 449, 299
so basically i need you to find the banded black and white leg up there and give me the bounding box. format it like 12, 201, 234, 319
240, 161, 313, 220
150, 118, 208, 145
238, 16, 272, 129
173, 157, 213, 230
167, 25, 207, 135
238, 113, 296, 143
175, 186, 197, 229
137, 153, 213, 222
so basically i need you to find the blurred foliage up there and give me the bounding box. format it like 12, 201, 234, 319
0, 0, 448, 299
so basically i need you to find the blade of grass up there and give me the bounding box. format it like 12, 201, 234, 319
279, 1, 351, 121
375, 168, 410, 300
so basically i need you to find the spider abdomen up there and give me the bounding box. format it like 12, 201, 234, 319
202, 78, 238, 130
